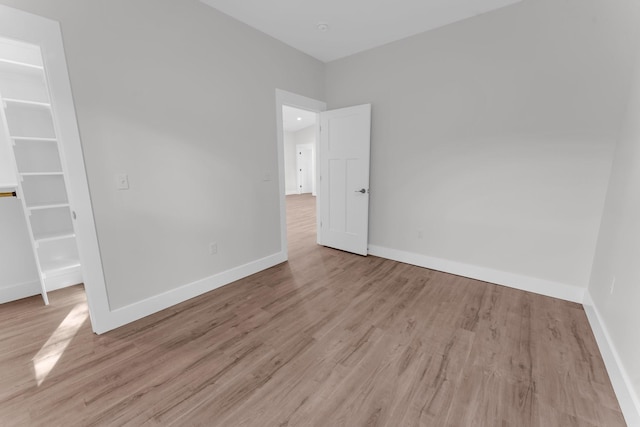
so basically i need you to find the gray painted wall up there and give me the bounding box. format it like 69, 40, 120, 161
325, 0, 637, 290
0, 0, 324, 309
589, 12, 640, 415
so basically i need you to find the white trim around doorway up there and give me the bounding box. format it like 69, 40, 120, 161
275, 89, 326, 259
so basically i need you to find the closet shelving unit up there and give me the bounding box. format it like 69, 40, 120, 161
0, 41, 81, 305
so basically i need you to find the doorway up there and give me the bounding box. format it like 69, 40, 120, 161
275, 90, 372, 258
282, 105, 317, 196
0, 5, 109, 333
282, 105, 317, 249
0, 36, 83, 305
275, 90, 326, 259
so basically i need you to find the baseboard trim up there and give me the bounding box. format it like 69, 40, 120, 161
96, 251, 287, 334
583, 292, 640, 426
45, 265, 83, 292
367, 245, 585, 303
0, 280, 40, 304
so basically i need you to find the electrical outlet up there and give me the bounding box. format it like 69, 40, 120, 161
209, 242, 218, 255
116, 173, 129, 190
610, 276, 616, 294
417, 230, 424, 239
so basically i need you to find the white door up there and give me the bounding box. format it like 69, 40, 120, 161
296, 144, 313, 194
318, 104, 371, 256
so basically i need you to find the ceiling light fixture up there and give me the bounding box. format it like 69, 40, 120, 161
317, 22, 329, 32
297, 117, 302, 121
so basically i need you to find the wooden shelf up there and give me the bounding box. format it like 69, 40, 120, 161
3, 98, 51, 108
34, 231, 76, 244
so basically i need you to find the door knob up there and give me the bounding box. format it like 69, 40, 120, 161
355, 188, 366, 194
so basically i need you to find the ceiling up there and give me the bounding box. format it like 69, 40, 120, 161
200, 0, 523, 62
282, 106, 316, 132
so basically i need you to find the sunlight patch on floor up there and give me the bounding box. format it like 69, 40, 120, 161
32, 303, 88, 386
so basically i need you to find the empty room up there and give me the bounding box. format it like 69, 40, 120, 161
1, 0, 639, 425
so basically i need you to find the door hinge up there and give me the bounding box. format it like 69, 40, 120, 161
320, 221, 323, 227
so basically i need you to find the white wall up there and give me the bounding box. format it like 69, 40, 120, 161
283, 131, 298, 194
295, 126, 316, 148
0, 198, 39, 302
588, 13, 640, 420
0, 0, 324, 310
325, 0, 636, 292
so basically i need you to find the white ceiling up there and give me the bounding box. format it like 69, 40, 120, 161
282, 105, 316, 132
200, 0, 523, 62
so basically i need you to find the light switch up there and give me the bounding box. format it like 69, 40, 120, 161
116, 173, 129, 190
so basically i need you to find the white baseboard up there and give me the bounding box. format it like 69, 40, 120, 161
285, 190, 298, 195
367, 245, 585, 303
97, 251, 287, 333
0, 279, 41, 304
583, 292, 640, 427
45, 265, 83, 292
0, 266, 83, 304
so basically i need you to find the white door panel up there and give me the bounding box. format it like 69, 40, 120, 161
296, 144, 313, 194
319, 104, 371, 256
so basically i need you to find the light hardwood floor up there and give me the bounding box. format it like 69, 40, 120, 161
0, 194, 625, 426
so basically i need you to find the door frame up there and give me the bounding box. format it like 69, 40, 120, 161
0, 5, 110, 333
275, 89, 326, 258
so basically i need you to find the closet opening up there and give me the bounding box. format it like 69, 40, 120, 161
0, 37, 83, 305
0, 3, 110, 336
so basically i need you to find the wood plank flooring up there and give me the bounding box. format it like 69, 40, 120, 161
0, 194, 625, 426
